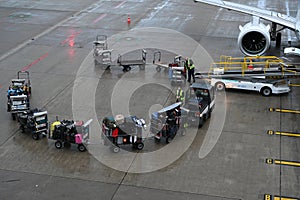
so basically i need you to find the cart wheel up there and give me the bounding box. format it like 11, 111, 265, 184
136, 142, 144, 150
55, 141, 63, 149
156, 66, 161, 72
32, 133, 39, 140
78, 144, 86, 152
111, 146, 120, 153
123, 66, 131, 72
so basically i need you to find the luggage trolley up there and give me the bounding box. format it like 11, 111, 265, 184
7, 94, 30, 120
152, 51, 186, 86
18, 109, 48, 140
150, 102, 187, 144
7, 71, 31, 120
117, 49, 147, 72
49, 118, 92, 152
169, 56, 186, 87
153, 51, 169, 72
16, 71, 31, 96
93, 35, 112, 69
102, 115, 146, 153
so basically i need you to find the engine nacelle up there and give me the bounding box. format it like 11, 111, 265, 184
238, 22, 271, 56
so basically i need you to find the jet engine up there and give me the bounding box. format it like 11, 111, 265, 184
237, 22, 271, 56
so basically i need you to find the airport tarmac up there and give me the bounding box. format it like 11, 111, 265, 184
0, 0, 299, 200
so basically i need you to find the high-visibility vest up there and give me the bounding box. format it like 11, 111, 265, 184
176, 89, 184, 101
187, 59, 195, 70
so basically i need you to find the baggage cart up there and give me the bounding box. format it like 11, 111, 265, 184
18, 109, 48, 140
150, 102, 187, 143
117, 49, 147, 71
49, 118, 92, 152
102, 115, 146, 153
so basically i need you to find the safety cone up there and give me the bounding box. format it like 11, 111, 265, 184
127, 14, 131, 25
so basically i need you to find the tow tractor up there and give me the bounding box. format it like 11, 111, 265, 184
150, 102, 187, 143
102, 115, 146, 153
93, 35, 112, 69
49, 118, 92, 152
18, 108, 48, 140
117, 49, 147, 72
185, 81, 215, 128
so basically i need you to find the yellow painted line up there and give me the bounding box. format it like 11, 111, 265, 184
274, 196, 299, 200
264, 194, 300, 200
289, 84, 300, 87
269, 108, 300, 114
274, 160, 300, 167
266, 158, 300, 167
267, 130, 300, 137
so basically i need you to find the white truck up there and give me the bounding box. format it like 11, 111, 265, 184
210, 78, 290, 96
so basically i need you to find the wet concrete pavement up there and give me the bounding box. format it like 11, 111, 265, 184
0, 0, 299, 199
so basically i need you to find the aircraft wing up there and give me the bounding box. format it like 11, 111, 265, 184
194, 0, 297, 30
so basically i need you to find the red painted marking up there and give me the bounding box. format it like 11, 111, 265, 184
114, 1, 126, 8
60, 31, 81, 45
21, 53, 49, 71
93, 13, 107, 24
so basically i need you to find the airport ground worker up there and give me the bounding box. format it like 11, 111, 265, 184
185, 57, 195, 84
176, 87, 185, 102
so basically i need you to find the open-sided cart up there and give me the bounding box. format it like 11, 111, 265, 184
7, 94, 30, 120
117, 49, 147, 72
93, 35, 112, 69
102, 115, 146, 153
49, 118, 92, 152
153, 51, 186, 86
150, 102, 187, 143
18, 109, 48, 140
